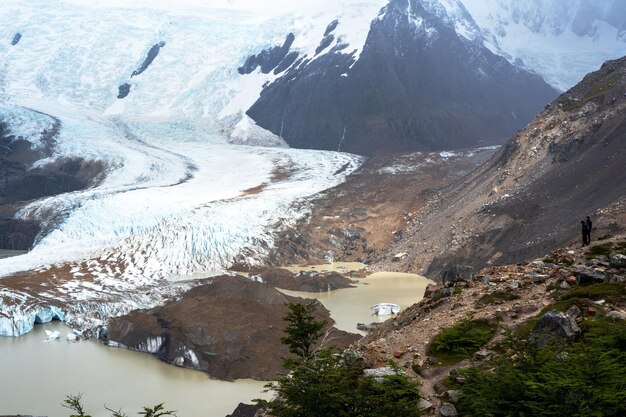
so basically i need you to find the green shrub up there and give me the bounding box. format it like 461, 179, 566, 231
476, 291, 520, 307
585, 243, 614, 259
456, 313, 626, 417
428, 319, 498, 365
562, 283, 626, 303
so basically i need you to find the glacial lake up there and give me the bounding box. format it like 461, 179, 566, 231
0, 322, 270, 417
279, 270, 433, 334
0, 267, 431, 416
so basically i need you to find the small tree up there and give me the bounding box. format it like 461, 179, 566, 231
281, 302, 326, 362
63, 395, 176, 417
257, 302, 423, 417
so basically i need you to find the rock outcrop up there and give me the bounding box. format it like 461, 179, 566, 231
529, 310, 581, 348
107, 276, 359, 380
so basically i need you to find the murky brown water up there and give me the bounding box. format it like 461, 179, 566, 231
279, 271, 433, 334
0, 264, 431, 416
0, 322, 270, 417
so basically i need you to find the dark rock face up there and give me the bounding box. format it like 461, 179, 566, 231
0, 115, 104, 249
0, 130, 89, 205
529, 310, 581, 349
238, 33, 296, 75
246, 0, 557, 155
0, 218, 40, 250
118, 83, 131, 99
11, 32, 21, 45
251, 267, 354, 292
324, 19, 339, 37
441, 264, 474, 287
226, 403, 262, 417
131, 41, 165, 77
107, 276, 359, 381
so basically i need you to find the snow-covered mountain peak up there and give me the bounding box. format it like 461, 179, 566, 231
462, 0, 626, 90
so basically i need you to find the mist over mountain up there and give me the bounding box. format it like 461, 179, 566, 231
463, 0, 626, 90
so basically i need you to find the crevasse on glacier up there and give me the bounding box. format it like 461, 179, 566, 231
0, 0, 375, 336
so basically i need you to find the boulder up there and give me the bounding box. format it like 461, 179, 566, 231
531, 274, 549, 283
447, 390, 461, 403
606, 310, 626, 321
363, 367, 402, 382
573, 267, 606, 284
439, 403, 459, 417
442, 264, 474, 287
418, 398, 434, 411
424, 283, 443, 298
566, 305, 582, 319
529, 310, 581, 349
610, 254, 626, 268
226, 403, 263, 417
356, 322, 380, 331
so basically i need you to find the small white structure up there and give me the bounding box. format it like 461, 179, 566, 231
372, 303, 401, 316
67, 332, 78, 342
44, 330, 60, 341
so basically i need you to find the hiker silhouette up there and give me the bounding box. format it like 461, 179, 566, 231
581, 220, 590, 247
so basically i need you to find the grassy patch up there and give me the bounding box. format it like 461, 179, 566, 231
540, 298, 585, 315
476, 291, 520, 307
562, 73, 623, 110
428, 319, 498, 365
586, 243, 614, 259
562, 283, 626, 303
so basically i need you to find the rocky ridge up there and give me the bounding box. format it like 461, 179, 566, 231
355, 236, 626, 411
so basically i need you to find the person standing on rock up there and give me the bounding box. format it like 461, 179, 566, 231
581, 220, 590, 247
586, 216, 593, 242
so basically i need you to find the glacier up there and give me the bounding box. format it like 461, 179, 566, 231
0, 0, 376, 336
1, 0, 621, 338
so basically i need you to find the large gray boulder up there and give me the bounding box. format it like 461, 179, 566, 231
610, 254, 626, 268
439, 403, 459, 417
529, 310, 581, 349
573, 267, 606, 284
442, 264, 475, 287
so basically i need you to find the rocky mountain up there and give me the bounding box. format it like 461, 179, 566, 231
392, 56, 626, 276
463, 0, 626, 90
246, 0, 558, 154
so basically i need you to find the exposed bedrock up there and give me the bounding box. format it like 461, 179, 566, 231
11, 32, 21, 46
0, 116, 105, 249
238, 33, 296, 75
107, 276, 359, 380
131, 41, 165, 77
